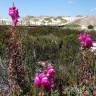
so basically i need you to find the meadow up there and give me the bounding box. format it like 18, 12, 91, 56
0, 25, 96, 96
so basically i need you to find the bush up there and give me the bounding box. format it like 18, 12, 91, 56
88, 25, 94, 29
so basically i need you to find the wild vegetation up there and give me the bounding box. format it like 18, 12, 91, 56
0, 25, 96, 95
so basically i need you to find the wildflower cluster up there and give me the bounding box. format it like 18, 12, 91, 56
79, 33, 93, 49
34, 62, 55, 90
9, 5, 19, 27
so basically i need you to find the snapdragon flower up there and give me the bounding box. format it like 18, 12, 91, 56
9, 4, 19, 27
34, 63, 55, 90
79, 33, 93, 49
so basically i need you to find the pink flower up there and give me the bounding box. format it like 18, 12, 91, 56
39, 72, 46, 79
9, 5, 19, 27
34, 74, 41, 87
41, 76, 50, 87
85, 37, 93, 48
79, 33, 93, 49
34, 62, 55, 90
79, 33, 86, 42
47, 66, 55, 76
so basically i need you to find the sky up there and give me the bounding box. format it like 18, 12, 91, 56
0, 0, 96, 17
